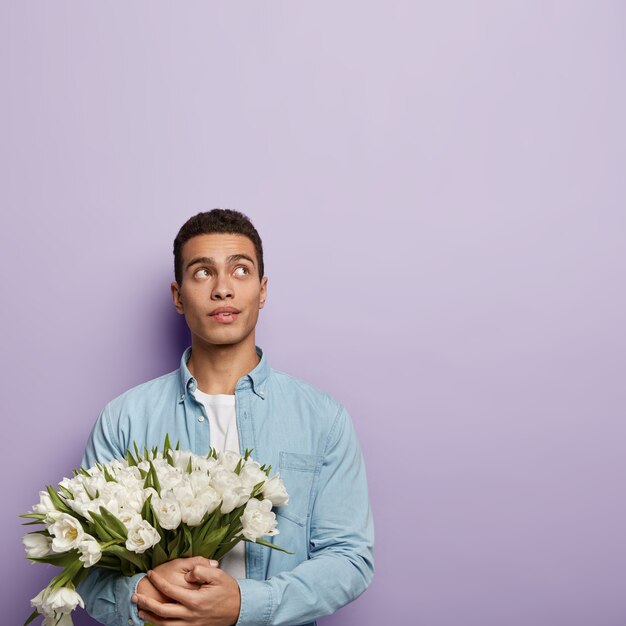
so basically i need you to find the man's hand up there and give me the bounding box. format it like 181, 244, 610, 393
137, 557, 217, 603
137, 556, 219, 602
132, 558, 241, 626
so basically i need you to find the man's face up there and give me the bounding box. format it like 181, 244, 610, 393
171, 233, 267, 349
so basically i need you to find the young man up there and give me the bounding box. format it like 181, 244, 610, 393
77, 209, 374, 626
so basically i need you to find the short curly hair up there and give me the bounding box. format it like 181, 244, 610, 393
173, 209, 264, 286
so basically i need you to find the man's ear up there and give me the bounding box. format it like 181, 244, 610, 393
171, 282, 185, 315
259, 276, 268, 309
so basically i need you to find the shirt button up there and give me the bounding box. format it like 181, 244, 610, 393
198, 415, 205, 423
128, 620, 134, 625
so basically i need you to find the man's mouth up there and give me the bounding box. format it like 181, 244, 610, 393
210, 311, 240, 323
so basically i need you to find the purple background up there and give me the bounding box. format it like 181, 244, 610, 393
2, 2, 626, 625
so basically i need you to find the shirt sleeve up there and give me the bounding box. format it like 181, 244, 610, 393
235, 405, 375, 626
77, 406, 146, 626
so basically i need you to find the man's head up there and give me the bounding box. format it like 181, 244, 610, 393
171, 209, 268, 350
173, 209, 264, 287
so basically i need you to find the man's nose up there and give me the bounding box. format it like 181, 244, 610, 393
211, 273, 234, 299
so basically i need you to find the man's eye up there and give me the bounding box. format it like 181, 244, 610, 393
234, 266, 249, 276
195, 268, 210, 278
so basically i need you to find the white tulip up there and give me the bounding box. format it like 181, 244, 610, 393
262, 474, 290, 507
241, 498, 279, 542
239, 461, 268, 493
179, 495, 208, 527
189, 470, 212, 496
218, 450, 242, 472
32, 491, 56, 516
126, 519, 160, 553
22, 533, 52, 558
46, 587, 84, 614
48, 513, 84, 553
78, 534, 102, 567
31, 586, 84, 616
153, 495, 182, 530
198, 485, 221, 516
211, 469, 249, 514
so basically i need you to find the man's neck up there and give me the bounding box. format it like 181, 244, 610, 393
187, 338, 260, 395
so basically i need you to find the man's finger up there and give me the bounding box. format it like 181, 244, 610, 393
136, 608, 169, 626
132, 592, 187, 619
185, 564, 224, 585
188, 555, 220, 568
147, 569, 197, 605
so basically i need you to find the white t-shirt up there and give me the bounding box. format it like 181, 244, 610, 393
192, 389, 246, 580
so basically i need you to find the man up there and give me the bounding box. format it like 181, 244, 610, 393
77, 209, 374, 626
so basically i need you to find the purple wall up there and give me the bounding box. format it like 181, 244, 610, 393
2, 2, 625, 625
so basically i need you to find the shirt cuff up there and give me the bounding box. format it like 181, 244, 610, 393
115, 572, 147, 626
235, 578, 274, 626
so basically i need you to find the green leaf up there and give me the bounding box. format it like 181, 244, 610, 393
120, 558, 135, 577
23, 608, 39, 626
45, 485, 73, 515
142, 493, 153, 516
213, 535, 243, 561
249, 537, 294, 555
196, 510, 222, 542
104, 544, 147, 571
27, 550, 80, 567
103, 465, 116, 483
98, 506, 128, 540
90, 557, 125, 572
149, 502, 164, 544
19, 513, 46, 521
167, 530, 183, 560
185, 456, 193, 474
73, 566, 90, 588
234, 458, 243, 475
225, 503, 247, 533
148, 460, 161, 495
88, 511, 118, 542
193, 525, 230, 558
134, 442, 141, 462
163, 433, 172, 454
151, 542, 168, 568
250, 480, 265, 498
125, 449, 138, 467
50, 558, 83, 589
182, 525, 193, 557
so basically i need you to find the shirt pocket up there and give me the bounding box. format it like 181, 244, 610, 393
276, 451, 323, 527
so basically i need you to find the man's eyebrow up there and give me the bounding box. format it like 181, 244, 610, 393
185, 254, 256, 271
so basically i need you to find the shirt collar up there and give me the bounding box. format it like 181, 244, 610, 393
178, 344, 269, 402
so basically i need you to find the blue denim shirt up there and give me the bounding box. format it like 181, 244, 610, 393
77, 345, 374, 626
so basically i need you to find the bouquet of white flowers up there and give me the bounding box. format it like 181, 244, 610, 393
21, 436, 290, 626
